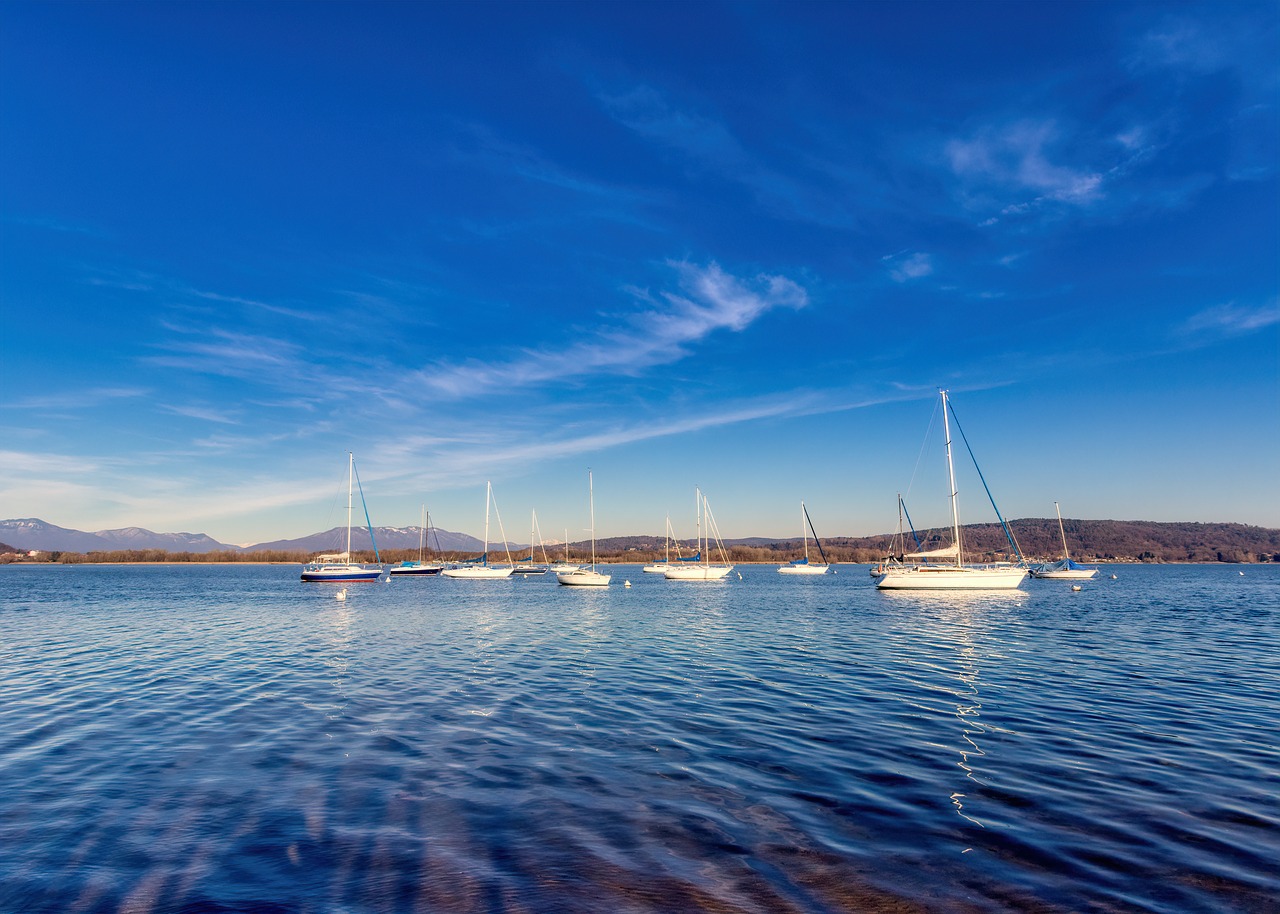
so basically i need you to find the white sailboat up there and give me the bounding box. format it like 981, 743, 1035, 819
558, 471, 611, 586
388, 504, 444, 575
512, 510, 551, 575
642, 515, 683, 573
664, 489, 734, 581
874, 390, 1027, 591
441, 481, 514, 579
548, 528, 580, 574
301, 453, 386, 583
778, 501, 831, 575
1030, 502, 1099, 579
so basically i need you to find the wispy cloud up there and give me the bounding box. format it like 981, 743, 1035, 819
1181, 300, 1280, 336
4, 387, 149, 410
598, 85, 854, 227
416, 260, 808, 398
145, 328, 307, 382
158, 404, 241, 425
947, 119, 1104, 210
883, 251, 934, 283
1128, 16, 1237, 74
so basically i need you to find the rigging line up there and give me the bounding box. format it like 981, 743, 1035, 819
945, 400, 1024, 562
804, 503, 829, 565
904, 394, 941, 502
352, 459, 381, 562
900, 495, 924, 551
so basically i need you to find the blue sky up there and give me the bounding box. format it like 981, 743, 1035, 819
2, 1, 1277, 546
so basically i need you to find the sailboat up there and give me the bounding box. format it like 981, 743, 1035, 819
548, 529, 579, 574
663, 489, 734, 581
778, 502, 831, 575
873, 390, 1027, 590
512, 510, 550, 575
1030, 502, 1098, 579
642, 516, 684, 573
301, 453, 386, 583
557, 470, 611, 586
441, 481, 514, 579
388, 504, 444, 575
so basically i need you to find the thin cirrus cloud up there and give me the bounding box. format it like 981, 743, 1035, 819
597, 85, 854, 228
883, 251, 934, 283
415, 260, 808, 399
946, 119, 1105, 211
1181, 300, 1280, 337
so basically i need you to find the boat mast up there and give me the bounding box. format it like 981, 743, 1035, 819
1055, 501, 1070, 560
801, 501, 809, 562
346, 452, 354, 560
940, 390, 963, 567
695, 487, 703, 564
418, 504, 426, 562
483, 481, 491, 565
589, 470, 598, 571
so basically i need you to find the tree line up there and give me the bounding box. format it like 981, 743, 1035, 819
3, 520, 1276, 565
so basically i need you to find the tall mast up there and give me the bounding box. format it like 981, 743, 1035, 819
346, 452, 354, 559
1055, 501, 1070, 560
801, 501, 809, 562
696, 489, 706, 558
589, 470, 598, 570
940, 390, 962, 566
483, 481, 491, 562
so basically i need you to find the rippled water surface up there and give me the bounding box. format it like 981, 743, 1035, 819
1, 563, 1277, 913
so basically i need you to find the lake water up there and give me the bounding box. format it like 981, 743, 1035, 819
1, 563, 1276, 913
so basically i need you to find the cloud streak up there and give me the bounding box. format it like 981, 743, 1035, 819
416, 260, 808, 399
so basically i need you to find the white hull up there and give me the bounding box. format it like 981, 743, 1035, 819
778, 563, 828, 575
642, 563, 668, 573
875, 564, 1026, 590
387, 562, 442, 576
664, 565, 734, 581
442, 565, 513, 579
301, 563, 384, 583
1031, 566, 1098, 580
557, 569, 611, 586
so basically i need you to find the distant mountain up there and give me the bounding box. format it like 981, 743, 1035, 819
0, 519, 241, 553
0, 518, 120, 553
94, 527, 237, 553
247, 525, 501, 555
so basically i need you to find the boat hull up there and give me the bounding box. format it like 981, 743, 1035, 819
301, 564, 384, 583
387, 563, 442, 576
1031, 567, 1098, 580
556, 569, 611, 586
441, 566, 514, 579
642, 563, 668, 573
664, 565, 734, 581
512, 565, 548, 575
874, 564, 1026, 590
778, 563, 829, 575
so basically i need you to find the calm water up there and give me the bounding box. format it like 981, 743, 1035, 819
1, 563, 1277, 914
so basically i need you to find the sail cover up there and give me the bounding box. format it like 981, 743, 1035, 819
904, 544, 960, 559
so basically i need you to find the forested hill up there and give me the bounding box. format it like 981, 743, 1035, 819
599, 520, 1279, 564
3, 520, 1276, 565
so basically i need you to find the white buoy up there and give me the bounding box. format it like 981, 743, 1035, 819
1110, 574, 1117, 580
336, 588, 348, 601
624, 580, 631, 587
1071, 584, 1082, 592
737, 572, 743, 580
1239, 571, 1245, 575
